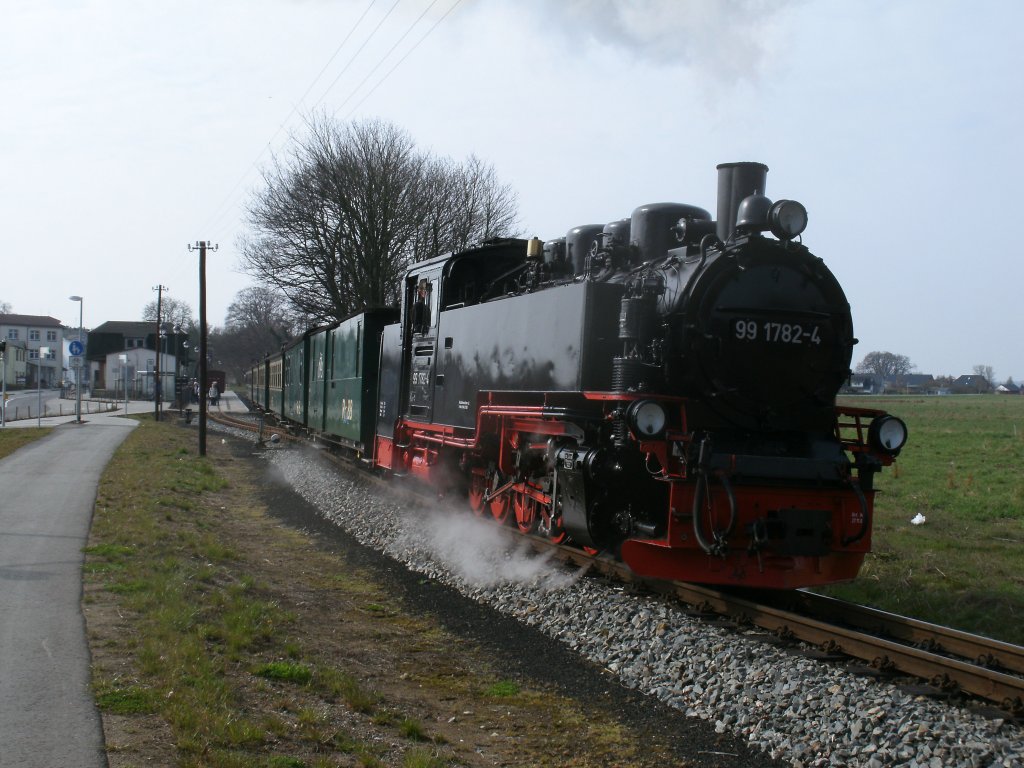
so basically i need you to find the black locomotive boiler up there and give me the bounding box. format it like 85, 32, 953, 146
254, 161, 907, 589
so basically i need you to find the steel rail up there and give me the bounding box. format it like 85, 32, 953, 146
666, 582, 1024, 710
527, 535, 1024, 713
777, 590, 1024, 677
207, 411, 297, 444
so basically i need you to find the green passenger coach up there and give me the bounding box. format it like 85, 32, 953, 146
308, 309, 398, 456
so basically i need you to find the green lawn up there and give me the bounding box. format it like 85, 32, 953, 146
0, 427, 51, 460
820, 395, 1024, 644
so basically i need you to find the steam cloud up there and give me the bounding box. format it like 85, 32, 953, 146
393, 507, 582, 590
539, 0, 796, 84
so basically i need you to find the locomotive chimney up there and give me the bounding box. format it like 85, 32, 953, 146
716, 162, 769, 243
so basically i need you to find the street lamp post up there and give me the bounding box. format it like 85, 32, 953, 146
159, 325, 168, 409
36, 346, 51, 427
1, 340, 7, 428
119, 353, 129, 414
177, 329, 192, 413
69, 295, 84, 423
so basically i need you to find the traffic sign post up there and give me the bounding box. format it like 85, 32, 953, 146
69, 295, 84, 423
1, 341, 6, 428
70, 353, 84, 421
69, 342, 84, 404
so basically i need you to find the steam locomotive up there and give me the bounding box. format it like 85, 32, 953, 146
249, 161, 907, 589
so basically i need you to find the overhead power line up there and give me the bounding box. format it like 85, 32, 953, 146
315, 0, 404, 109
342, 0, 465, 120
197, 0, 380, 238
187, 0, 466, 320
329, 0, 441, 118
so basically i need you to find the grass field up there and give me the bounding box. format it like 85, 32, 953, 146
83, 419, 669, 767
0, 427, 51, 460
821, 395, 1024, 645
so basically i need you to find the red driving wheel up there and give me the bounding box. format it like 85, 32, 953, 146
489, 485, 512, 523
513, 493, 538, 533
540, 504, 568, 544
468, 469, 487, 517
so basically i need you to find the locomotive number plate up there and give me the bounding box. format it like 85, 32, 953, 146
733, 319, 822, 345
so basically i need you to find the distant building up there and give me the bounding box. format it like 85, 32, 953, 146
842, 374, 879, 394
951, 374, 993, 394
0, 338, 27, 388
0, 314, 66, 387
996, 382, 1021, 395
885, 374, 936, 394
88, 321, 186, 398
843, 373, 939, 395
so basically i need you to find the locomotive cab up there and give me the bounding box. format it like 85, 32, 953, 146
399, 242, 532, 424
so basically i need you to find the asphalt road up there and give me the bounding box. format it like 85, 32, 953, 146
0, 418, 137, 768
1, 389, 64, 423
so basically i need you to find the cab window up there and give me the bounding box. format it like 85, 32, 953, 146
411, 277, 437, 335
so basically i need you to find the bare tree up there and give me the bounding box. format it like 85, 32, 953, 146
241, 117, 422, 323
142, 296, 196, 332
224, 286, 296, 355
209, 286, 298, 383
973, 364, 995, 385
415, 154, 520, 257
240, 116, 520, 325
225, 286, 295, 338
0, 300, 11, 314
856, 351, 914, 379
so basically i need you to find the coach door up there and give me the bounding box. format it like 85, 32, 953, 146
405, 267, 441, 421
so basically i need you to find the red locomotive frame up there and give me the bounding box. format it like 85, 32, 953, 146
375, 393, 897, 589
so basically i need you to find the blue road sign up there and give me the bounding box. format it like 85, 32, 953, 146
69, 340, 84, 356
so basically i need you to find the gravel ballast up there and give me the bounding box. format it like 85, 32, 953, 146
236, 428, 1022, 768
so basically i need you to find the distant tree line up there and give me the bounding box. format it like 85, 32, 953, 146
852, 352, 1015, 394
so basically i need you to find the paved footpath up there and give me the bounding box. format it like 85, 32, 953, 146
0, 393, 248, 767
0, 415, 141, 768
0, 393, 247, 765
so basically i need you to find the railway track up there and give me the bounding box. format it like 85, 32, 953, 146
209, 409, 294, 443
208, 408, 1024, 718
531, 536, 1024, 717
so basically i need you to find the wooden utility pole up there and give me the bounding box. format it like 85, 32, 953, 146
188, 241, 217, 456
153, 285, 168, 421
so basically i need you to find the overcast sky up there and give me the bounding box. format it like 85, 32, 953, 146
2, 0, 1021, 380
